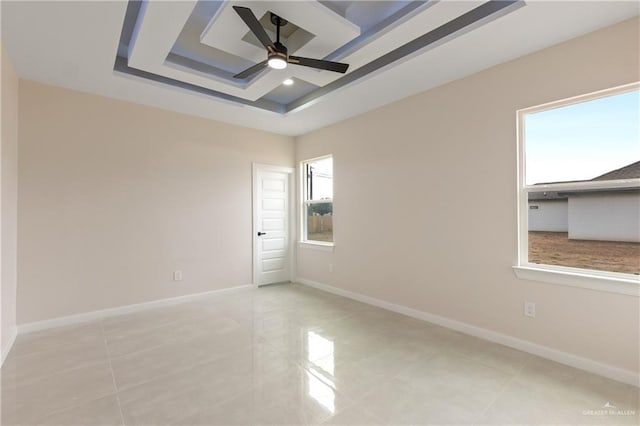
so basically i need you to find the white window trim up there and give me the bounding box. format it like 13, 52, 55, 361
300, 155, 335, 248
298, 241, 335, 251
515, 82, 640, 296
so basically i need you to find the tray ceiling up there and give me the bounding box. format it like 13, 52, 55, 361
115, 0, 522, 113
2, 1, 638, 135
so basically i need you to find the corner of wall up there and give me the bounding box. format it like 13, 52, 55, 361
1, 42, 20, 363
0, 325, 17, 367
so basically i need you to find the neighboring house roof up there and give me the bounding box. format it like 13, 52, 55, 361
528, 191, 567, 201
528, 160, 640, 201
591, 160, 640, 181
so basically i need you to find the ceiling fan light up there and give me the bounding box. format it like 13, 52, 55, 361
268, 56, 287, 69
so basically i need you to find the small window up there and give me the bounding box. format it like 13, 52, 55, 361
517, 84, 640, 279
302, 156, 333, 244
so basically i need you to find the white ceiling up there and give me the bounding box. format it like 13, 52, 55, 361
1, 1, 638, 136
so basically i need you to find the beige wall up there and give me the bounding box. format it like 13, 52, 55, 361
295, 18, 640, 374
18, 81, 294, 323
1, 43, 19, 356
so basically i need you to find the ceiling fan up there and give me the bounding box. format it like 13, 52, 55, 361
232, 6, 350, 79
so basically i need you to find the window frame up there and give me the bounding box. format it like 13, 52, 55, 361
514, 82, 640, 296
300, 155, 334, 249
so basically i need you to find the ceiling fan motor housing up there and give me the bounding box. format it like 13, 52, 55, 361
269, 42, 288, 61
266, 41, 288, 69
231, 6, 349, 78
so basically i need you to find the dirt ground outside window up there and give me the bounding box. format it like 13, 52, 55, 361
528, 231, 640, 275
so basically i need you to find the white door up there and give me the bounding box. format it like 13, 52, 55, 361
253, 165, 292, 286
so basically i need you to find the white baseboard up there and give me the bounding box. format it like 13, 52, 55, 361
17, 285, 254, 335
1, 326, 18, 367
296, 277, 639, 388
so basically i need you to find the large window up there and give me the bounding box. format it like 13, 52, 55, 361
516, 84, 639, 288
302, 156, 333, 244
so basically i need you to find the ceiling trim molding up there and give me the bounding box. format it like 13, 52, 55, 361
113, 56, 284, 113
286, 0, 525, 113
114, 0, 525, 115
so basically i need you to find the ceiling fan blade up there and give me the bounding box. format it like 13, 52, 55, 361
233, 60, 268, 79
288, 56, 349, 74
232, 6, 275, 52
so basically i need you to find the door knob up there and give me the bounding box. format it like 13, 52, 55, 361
257, 232, 267, 236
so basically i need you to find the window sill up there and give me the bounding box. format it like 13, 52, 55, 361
298, 241, 334, 252
513, 265, 639, 297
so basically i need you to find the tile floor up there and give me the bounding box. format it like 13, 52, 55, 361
1, 283, 638, 425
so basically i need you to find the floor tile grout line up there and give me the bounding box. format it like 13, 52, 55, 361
100, 320, 127, 426
13, 304, 212, 361
8, 324, 246, 394
107, 337, 262, 394
472, 354, 534, 424
8, 321, 121, 424
1, 324, 120, 423
444, 344, 532, 378
102, 302, 238, 337
108, 351, 221, 394
6, 322, 108, 364
423, 327, 538, 379
1, 358, 112, 390
328, 339, 450, 407
104, 316, 248, 363
360, 336, 530, 424
176, 348, 316, 424
23, 392, 122, 425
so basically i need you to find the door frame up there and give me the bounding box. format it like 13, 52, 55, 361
252, 163, 296, 287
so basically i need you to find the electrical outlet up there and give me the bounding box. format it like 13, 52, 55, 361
329, 263, 334, 273
174, 270, 183, 281
524, 301, 536, 318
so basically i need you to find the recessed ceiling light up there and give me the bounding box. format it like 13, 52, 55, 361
283, 78, 294, 86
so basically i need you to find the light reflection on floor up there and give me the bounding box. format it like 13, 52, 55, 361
307, 330, 336, 413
